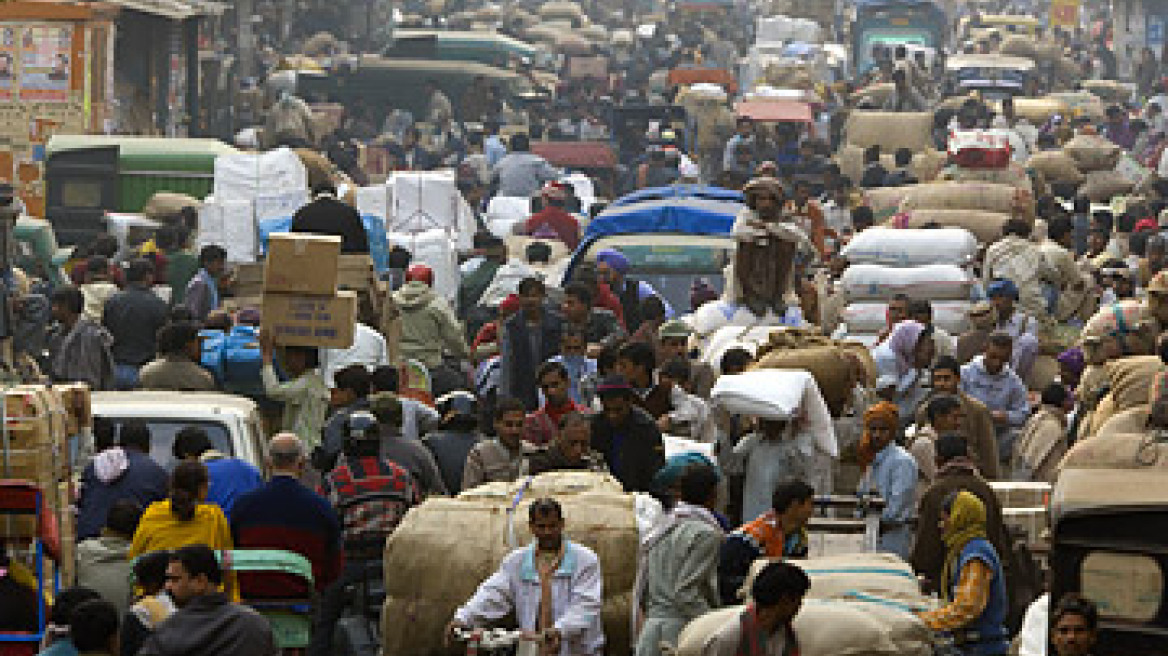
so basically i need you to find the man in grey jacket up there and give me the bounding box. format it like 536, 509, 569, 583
139, 544, 276, 656
491, 133, 559, 198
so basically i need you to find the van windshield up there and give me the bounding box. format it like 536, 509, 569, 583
101, 418, 234, 471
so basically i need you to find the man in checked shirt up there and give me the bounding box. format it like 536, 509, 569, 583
312, 410, 419, 656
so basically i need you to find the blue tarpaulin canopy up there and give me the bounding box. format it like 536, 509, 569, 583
584, 186, 744, 240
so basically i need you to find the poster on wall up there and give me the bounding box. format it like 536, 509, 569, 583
19, 24, 71, 102
0, 27, 17, 101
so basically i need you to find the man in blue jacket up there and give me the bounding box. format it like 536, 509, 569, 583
77, 419, 168, 540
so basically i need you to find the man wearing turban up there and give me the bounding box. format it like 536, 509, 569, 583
595, 248, 673, 332
731, 177, 816, 317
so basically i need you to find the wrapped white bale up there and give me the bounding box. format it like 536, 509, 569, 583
841, 264, 975, 301
842, 300, 971, 335
677, 600, 933, 656
845, 111, 933, 153
381, 472, 638, 656
389, 229, 459, 302
898, 181, 1035, 221
890, 208, 1012, 244
213, 147, 308, 202
842, 227, 979, 267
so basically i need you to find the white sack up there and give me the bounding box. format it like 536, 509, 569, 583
842, 300, 972, 335
841, 227, 979, 266
711, 370, 837, 457
840, 263, 975, 301
198, 199, 256, 264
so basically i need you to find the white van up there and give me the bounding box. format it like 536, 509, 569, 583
91, 391, 267, 472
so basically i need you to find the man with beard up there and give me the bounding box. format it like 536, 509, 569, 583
731, 177, 813, 316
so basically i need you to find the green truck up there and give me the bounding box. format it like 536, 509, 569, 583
44, 135, 237, 245
853, 0, 948, 74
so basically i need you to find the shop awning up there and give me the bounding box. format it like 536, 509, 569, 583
104, 0, 214, 20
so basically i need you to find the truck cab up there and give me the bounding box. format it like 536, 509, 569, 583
853, 0, 948, 75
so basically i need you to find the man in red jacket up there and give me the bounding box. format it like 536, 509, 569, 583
523, 182, 581, 249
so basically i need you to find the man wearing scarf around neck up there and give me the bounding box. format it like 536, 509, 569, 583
700, 561, 810, 656
916, 490, 1009, 656
634, 465, 725, 656
448, 498, 604, 656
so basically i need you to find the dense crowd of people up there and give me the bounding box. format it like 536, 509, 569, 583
1, 0, 1162, 655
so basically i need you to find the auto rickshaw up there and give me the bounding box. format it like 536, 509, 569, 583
943, 54, 1036, 103
1049, 467, 1168, 655
44, 135, 238, 246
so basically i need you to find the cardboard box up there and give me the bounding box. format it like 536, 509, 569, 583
337, 255, 377, 291
261, 291, 357, 349
263, 233, 341, 295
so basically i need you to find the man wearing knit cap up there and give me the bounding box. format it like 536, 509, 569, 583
595, 248, 673, 332
658, 319, 716, 399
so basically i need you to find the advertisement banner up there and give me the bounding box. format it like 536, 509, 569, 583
1051, 0, 1080, 29
19, 24, 71, 102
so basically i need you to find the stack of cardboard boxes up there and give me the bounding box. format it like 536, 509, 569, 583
260, 233, 358, 349
1, 383, 92, 584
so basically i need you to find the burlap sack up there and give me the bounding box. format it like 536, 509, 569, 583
1081, 79, 1133, 104
1063, 134, 1121, 172
676, 600, 933, 656
1080, 301, 1158, 365
294, 148, 337, 190
741, 553, 922, 603
1011, 97, 1070, 124
1060, 429, 1168, 470
1105, 356, 1166, 412
891, 209, 1011, 243
897, 182, 1035, 221
938, 164, 1034, 194
141, 192, 200, 220
750, 329, 858, 417
1028, 151, 1085, 185
1080, 170, 1134, 202
1094, 406, 1150, 441
1054, 57, 1084, 86
1026, 355, 1061, 392
1032, 42, 1064, 63
845, 111, 933, 153
863, 185, 918, 221
999, 35, 1037, 59
381, 472, 639, 656
1086, 393, 1118, 437
850, 83, 895, 108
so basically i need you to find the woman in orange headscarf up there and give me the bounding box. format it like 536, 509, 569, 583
857, 401, 919, 558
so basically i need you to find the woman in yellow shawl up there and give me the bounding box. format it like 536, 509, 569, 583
130, 461, 237, 598
916, 490, 1009, 656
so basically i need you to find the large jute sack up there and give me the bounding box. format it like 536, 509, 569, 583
1086, 394, 1118, 438
850, 82, 895, 108
1010, 97, 1069, 124
676, 601, 933, 656
845, 111, 933, 153
1032, 41, 1065, 62
1060, 430, 1168, 470
1081, 79, 1134, 104
841, 264, 974, 301
999, 35, 1037, 59
863, 186, 918, 221
836, 148, 945, 187
898, 182, 1035, 221
841, 300, 970, 335
741, 553, 923, 604
842, 227, 979, 266
750, 330, 858, 417
890, 209, 1011, 243
1080, 301, 1158, 364
1026, 355, 1060, 392
1062, 134, 1121, 172
938, 164, 1034, 194
1105, 356, 1166, 412
1094, 405, 1151, 441
1080, 170, 1134, 202
381, 472, 639, 656
142, 192, 201, 219
1028, 150, 1085, 185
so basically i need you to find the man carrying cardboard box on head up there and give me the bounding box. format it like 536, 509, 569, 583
260, 233, 358, 351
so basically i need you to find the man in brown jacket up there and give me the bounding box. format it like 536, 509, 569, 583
910, 433, 1016, 595
913, 356, 1001, 480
